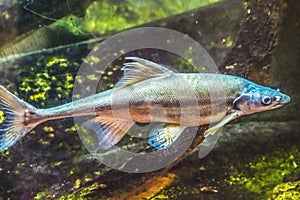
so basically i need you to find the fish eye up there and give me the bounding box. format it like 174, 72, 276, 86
261, 96, 272, 105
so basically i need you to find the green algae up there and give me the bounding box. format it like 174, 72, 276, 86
75, 0, 221, 36
57, 183, 103, 200
227, 147, 300, 198
151, 184, 201, 199
46, 0, 221, 38
18, 55, 80, 106
34, 191, 51, 200
269, 181, 300, 200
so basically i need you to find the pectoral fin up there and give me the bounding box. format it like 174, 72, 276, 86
198, 112, 239, 158
198, 128, 222, 158
82, 117, 134, 150
204, 112, 239, 137
148, 124, 186, 150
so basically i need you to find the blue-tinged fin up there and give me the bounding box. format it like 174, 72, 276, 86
148, 124, 186, 150
114, 57, 175, 88
0, 85, 36, 152
82, 116, 134, 150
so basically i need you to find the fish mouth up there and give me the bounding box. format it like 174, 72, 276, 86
271, 94, 290, 109
271, 104, 284, 109
281, 95, 291, 104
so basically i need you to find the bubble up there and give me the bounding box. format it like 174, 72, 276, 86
73, 27, 225, 173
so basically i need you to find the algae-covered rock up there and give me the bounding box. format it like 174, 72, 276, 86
270, 181, 300, 200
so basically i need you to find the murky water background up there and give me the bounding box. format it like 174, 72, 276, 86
0, 0, 299, 199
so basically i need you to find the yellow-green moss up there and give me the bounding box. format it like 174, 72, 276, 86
34, 191, 50, 200
18, 55, 79, 106
269, 181, 300, 200
227, 147, 300, 198
54, 0, 221, 37
58, 183, 101, 200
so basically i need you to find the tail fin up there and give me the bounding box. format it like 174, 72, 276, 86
0, 85, 36, 152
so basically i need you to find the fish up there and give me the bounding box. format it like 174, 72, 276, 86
0, 57, 290, 154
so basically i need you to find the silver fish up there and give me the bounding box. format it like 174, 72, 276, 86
0, 57, 290, 153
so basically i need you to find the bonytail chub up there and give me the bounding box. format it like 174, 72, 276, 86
0, 57, 290, 155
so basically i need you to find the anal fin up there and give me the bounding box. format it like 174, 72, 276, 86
148, 124, 186, 150
82, 117, 134, 150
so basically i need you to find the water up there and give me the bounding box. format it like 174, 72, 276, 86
0, 0, 299, 199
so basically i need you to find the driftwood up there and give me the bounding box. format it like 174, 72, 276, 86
219, 0, 282, 82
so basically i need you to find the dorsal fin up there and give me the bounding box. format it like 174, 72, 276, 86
114, 57, 175, 88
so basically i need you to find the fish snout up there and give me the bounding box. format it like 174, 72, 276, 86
270, 93, 290, 109
280, 94, 291, 104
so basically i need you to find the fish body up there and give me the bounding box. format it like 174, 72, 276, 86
0, 57, 290, 153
